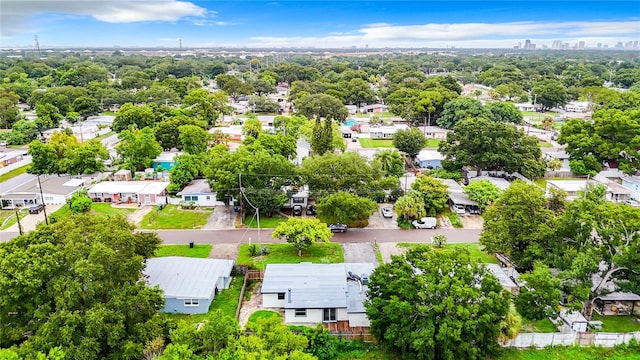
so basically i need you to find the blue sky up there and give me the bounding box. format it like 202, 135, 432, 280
1, 1, 639, 48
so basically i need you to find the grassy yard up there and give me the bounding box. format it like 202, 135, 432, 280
154, 244, 212, 258
163, 276, 244, 325
243, 215, 287, 228
247, 310, 282, 326
397, 243, 499, 264
358, 138, 394, 148
49, 203, 135, 221
94, 131, 115, 141
0, 209, 27, 230
495, 346, 640, 360
592, 313, 640, 332
140, 205, 213, 229
424, 139, 441, 148
443, 210, 463, 228
539, 141, 554, 148
520, 318, 558, 333
237, 243, 344, 270
0, 164, 29, 182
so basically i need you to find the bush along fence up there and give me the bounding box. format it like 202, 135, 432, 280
501, 331, 640, 348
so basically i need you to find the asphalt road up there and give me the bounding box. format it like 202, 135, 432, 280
1, 228, 482, 244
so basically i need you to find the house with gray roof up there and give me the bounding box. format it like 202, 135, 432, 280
0, 175, 85, 209
261, 263, 375, 327
176, 179, 218, 207
145, 257, 234, 314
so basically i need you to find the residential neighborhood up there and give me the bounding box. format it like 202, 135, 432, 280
1, 42, 639, 360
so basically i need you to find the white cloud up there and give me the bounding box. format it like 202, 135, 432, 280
1, 0, 208, 35
248, 20, 640, 48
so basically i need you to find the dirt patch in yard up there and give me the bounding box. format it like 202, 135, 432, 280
459, 215, 484, 229
342, 243, 379, 264
378, 243, 408, 263
238, 281, 279, 328
208, 243, 239, 261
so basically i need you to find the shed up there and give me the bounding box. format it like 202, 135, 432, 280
485, 264, 520, 295
145, 257, 234, 314
594, 292, 640, 316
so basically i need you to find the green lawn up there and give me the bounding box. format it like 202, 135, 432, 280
247, 310, 282, 326
243, 215, 287, 228
94, 131, 115, 141
495, 346, 640, 360
0, 164, 29, 182
443, 210, 463, 228
140, 205, 213, 229
424, 139, 441, 148
154, 244, 212, 258
520, 318, 558, 333
163, 276, 244, 325
397, 243, 498, 264
0, 209, 27, 230
358, 138, 394, 148
49, 203, 134, 221
237, 243, 344, 270
539, 141, 554, 148
592, 313, 640, 332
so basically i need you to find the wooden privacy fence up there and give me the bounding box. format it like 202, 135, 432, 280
246, 269, 264, 281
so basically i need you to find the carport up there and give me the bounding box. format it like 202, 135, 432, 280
448, 192, 480, 214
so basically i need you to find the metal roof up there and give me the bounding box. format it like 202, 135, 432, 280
448, 191, 478, 206
145, 257, 234, 299
1, 175, 85, 196
416, 150, 445, 162
262, 263, 375, 310
470, 176, 511, 191
595, 292, 640, 301
88, 181, 169, 195
177, 179, 213, 196
485, 264, 519, 290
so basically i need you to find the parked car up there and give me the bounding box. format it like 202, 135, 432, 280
329, 223, 348, 233
306, 204, 316, 215
451, 204, 466, 215
28, 204, 44, 214
351, 136, 358, 142
292, 205, 303, 216
412, 217, 437, 229
381, 206, 394, 218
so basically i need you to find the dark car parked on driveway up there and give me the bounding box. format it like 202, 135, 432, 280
29, 204, 44, 214
306, 204, 316, 215
292, 205, 303, 216
329, 223, 348, 233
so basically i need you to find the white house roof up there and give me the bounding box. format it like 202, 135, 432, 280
416, 149, 445, 162
546, 180, 590, 193
485, 264, 519, 290
262, 263, 375, 310
145, 257, 234, 299
448, 191, 478, 206
153, 152, 182, 162
2, 175, 85, 197
596, 292, 640, 301
88, 181, 169, 195
470, 176, 511, 191
441, 179, 463, 193
177, 179, 213, 196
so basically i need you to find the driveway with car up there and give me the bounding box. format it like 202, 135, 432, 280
367, 204, 399, 229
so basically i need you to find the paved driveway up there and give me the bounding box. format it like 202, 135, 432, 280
342, 243, 379, 265
367, 204, 399, 229
202, 205, 237, 229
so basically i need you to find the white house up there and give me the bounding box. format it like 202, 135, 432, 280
542, 150, 571, 171
369, 124, 409, 140
360, 104, 388, 114
261, 263, 375, 327
415, 150, 444, 169
621, 175, 640, 201
546, 179, 631, 203
176, 179, 218, 207
87, 181, 169, 205
294, 138, 311, 165
145, 257, 234, 314
564, 101, 591, 113
0, 176, 85, 209
282, 185, 309, 209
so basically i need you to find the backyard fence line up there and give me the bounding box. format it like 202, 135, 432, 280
501, 331, 640, 348
235, 275, 248, 320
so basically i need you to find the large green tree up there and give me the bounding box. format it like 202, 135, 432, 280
366, 245, 510, 360
463, 179, 501, 213
436, 97, 490, 129
315, 192, 378, 228
373, 149, 405, 178
116, 127, 163, 171
410, 175, 449, 215
295, 93, 348, 122
272, 217, 333, 256
0, 215, 165, 359
531, 78, 567, 111
28, 132, 108, 175
515, 261, 563, 321
439, 117, 546, 178
480, 181, 559, 270
392, 128, 426, 158
179, 124, 209, 154
113, 103, 155, 133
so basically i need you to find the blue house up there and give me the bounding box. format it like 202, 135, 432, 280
152, 152, 183, 171
145, 257, 234, 314
416, 150, 444, 169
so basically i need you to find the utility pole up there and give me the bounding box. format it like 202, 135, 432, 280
238, 173, 243, 221
36, 175, 49, 225
15, 209, 23, 235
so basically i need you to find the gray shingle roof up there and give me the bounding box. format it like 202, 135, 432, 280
145, 257, 234, 299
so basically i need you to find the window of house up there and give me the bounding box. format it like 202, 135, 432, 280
295, 309, 306, 317
277, 293, 285, 300
206, 196, 210, 200
184, 299, 199, 306
292, 197, 304, 204
323, 308, 336, 322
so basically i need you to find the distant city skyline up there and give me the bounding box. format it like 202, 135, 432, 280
1, 1, 639, 49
